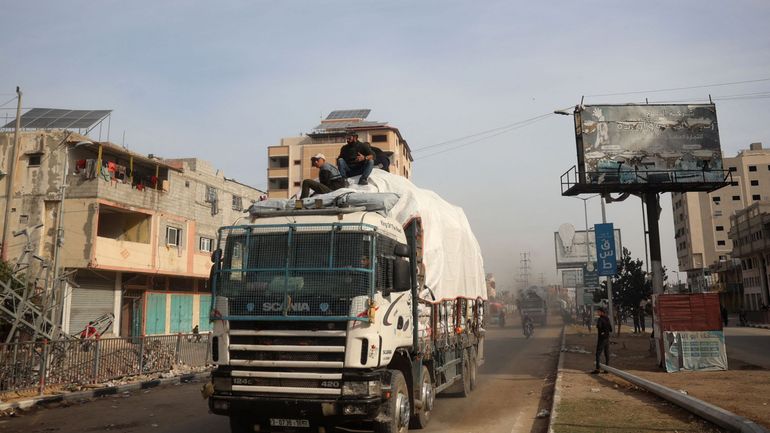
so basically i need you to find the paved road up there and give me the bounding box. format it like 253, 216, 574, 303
0, 318, 561, 433
724, 325, 770, 369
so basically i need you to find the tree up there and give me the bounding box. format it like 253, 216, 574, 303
594, 248, 667, 319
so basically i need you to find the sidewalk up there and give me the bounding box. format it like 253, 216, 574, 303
550, 324, 770, 432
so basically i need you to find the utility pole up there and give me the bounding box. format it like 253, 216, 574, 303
1, 87, 22, 261
645, 193, 664, 294
519, 252, 530, 289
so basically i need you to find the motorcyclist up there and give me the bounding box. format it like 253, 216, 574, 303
521, 312, 534, 336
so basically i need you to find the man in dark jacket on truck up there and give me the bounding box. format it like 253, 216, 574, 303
592, 307, 612, 374
300, 154, 347, 198
337, 132, 375, 185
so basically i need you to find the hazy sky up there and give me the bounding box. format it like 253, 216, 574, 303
3, 1, 770, 291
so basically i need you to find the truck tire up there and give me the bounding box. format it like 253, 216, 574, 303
374, 370, 410, 433
229, 416, 254, 433
410, 366, 434, 429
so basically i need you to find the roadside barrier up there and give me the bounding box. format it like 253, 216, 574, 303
0, 333, 210, 398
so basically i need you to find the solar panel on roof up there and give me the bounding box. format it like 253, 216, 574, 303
326, 109, 371, 120
2, 108, 112, 129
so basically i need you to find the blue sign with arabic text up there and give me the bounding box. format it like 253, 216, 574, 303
595, 223, 617, 276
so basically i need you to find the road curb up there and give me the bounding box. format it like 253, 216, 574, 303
0, 370, 211, 414
547, 325, 566, 433
600, 364, 769, 433
747, 323, 770, 330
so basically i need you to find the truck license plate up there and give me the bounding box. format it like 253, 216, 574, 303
269, 418, 310, 428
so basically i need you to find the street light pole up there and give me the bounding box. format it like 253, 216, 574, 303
600, 196, 616, 329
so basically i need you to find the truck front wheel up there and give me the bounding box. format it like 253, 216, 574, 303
410, 366, 434, 429
375, 370, 410, 433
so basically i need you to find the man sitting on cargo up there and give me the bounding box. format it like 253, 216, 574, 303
300, 154, 347, 199
337, 132, 375, 185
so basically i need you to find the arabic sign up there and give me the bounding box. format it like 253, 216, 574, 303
554, 225, 622, 269
575, 104, 724, 185
582, 262, 599, 287
595, 223, 618, 276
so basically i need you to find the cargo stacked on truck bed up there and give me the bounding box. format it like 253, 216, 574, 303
205, 170, 487, 433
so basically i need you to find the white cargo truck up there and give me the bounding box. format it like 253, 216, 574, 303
206, 171, 487, 433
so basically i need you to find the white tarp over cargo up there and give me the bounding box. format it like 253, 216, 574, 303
249, 170, 487, 301
353, 170, 487, 301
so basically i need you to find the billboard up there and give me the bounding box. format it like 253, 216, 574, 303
562, 269, 582, 288
554, 223, 622, 269
575, 104, 723, 185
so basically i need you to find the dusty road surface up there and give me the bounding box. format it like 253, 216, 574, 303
0, 317, 561, 433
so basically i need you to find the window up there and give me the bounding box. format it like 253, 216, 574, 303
717, 240, 726, 246
716, 225, 724, 231
728, 167, 737, 172
199, 237, 213, 252
749, 165, 757, 172
166, 226, 182, 247
751, 180, 759, 186
205, 185, 217, 203
719, 255, 727, 261
730, 181, 739, 186
753, 194, 761, 201
372, 134, 388, 143
712, 196, 720, 203
294, 159, 301, 165
28, 154, 42, 167
733, 195, 741, 201
293, 181, 301, 187
232, 195, 243, 211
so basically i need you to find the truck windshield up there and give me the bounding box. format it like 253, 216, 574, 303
213, 224, 383, 319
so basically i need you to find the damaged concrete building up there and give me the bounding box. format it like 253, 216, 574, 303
0, 127, 265, 338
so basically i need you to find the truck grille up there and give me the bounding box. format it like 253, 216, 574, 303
228, 321, 346, 396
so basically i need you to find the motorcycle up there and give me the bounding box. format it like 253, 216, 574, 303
523, 321, 534, 339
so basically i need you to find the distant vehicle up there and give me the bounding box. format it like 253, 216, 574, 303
517, 287, 548, 326
488, 302, 506, 327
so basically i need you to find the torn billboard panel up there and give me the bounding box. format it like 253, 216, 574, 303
575, 104, 723, 185
554, 225, 622, 269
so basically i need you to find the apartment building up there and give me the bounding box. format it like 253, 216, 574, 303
728, 202, 770, 310
672, 142, 770, 290
0, 129, 264, 337
267, 109, 413, 198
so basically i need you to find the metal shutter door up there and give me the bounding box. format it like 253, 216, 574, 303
69, 278, 115, 336
170, 294, 193, 333
199, 295, 212, 331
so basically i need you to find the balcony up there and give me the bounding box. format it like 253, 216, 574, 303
268, 146, 289, 157
268, 167, 289, 178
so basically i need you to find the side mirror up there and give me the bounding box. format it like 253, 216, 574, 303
392, 258, 411, 293
394, 244, 410, 258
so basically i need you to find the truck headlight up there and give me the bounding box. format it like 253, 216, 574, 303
213, 376, 232, 391
342, 381, 379, 396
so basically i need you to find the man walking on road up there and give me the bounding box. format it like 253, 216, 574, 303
592, 307, 612, 374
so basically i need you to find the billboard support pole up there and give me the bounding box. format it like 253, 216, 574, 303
645, 193, 664, 294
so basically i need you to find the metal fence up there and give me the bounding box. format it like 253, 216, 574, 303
0, 333, 211, 398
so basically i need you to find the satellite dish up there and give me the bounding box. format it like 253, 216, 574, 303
558, 223, 576, 253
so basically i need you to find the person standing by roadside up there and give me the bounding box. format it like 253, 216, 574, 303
592, 307, 612, 374
721, 305, 729, 327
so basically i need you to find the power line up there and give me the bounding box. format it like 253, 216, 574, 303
585, 77, 770, 98
412, 112, 554, 153
0, 96, 17, 109
416, 114, 552, 160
